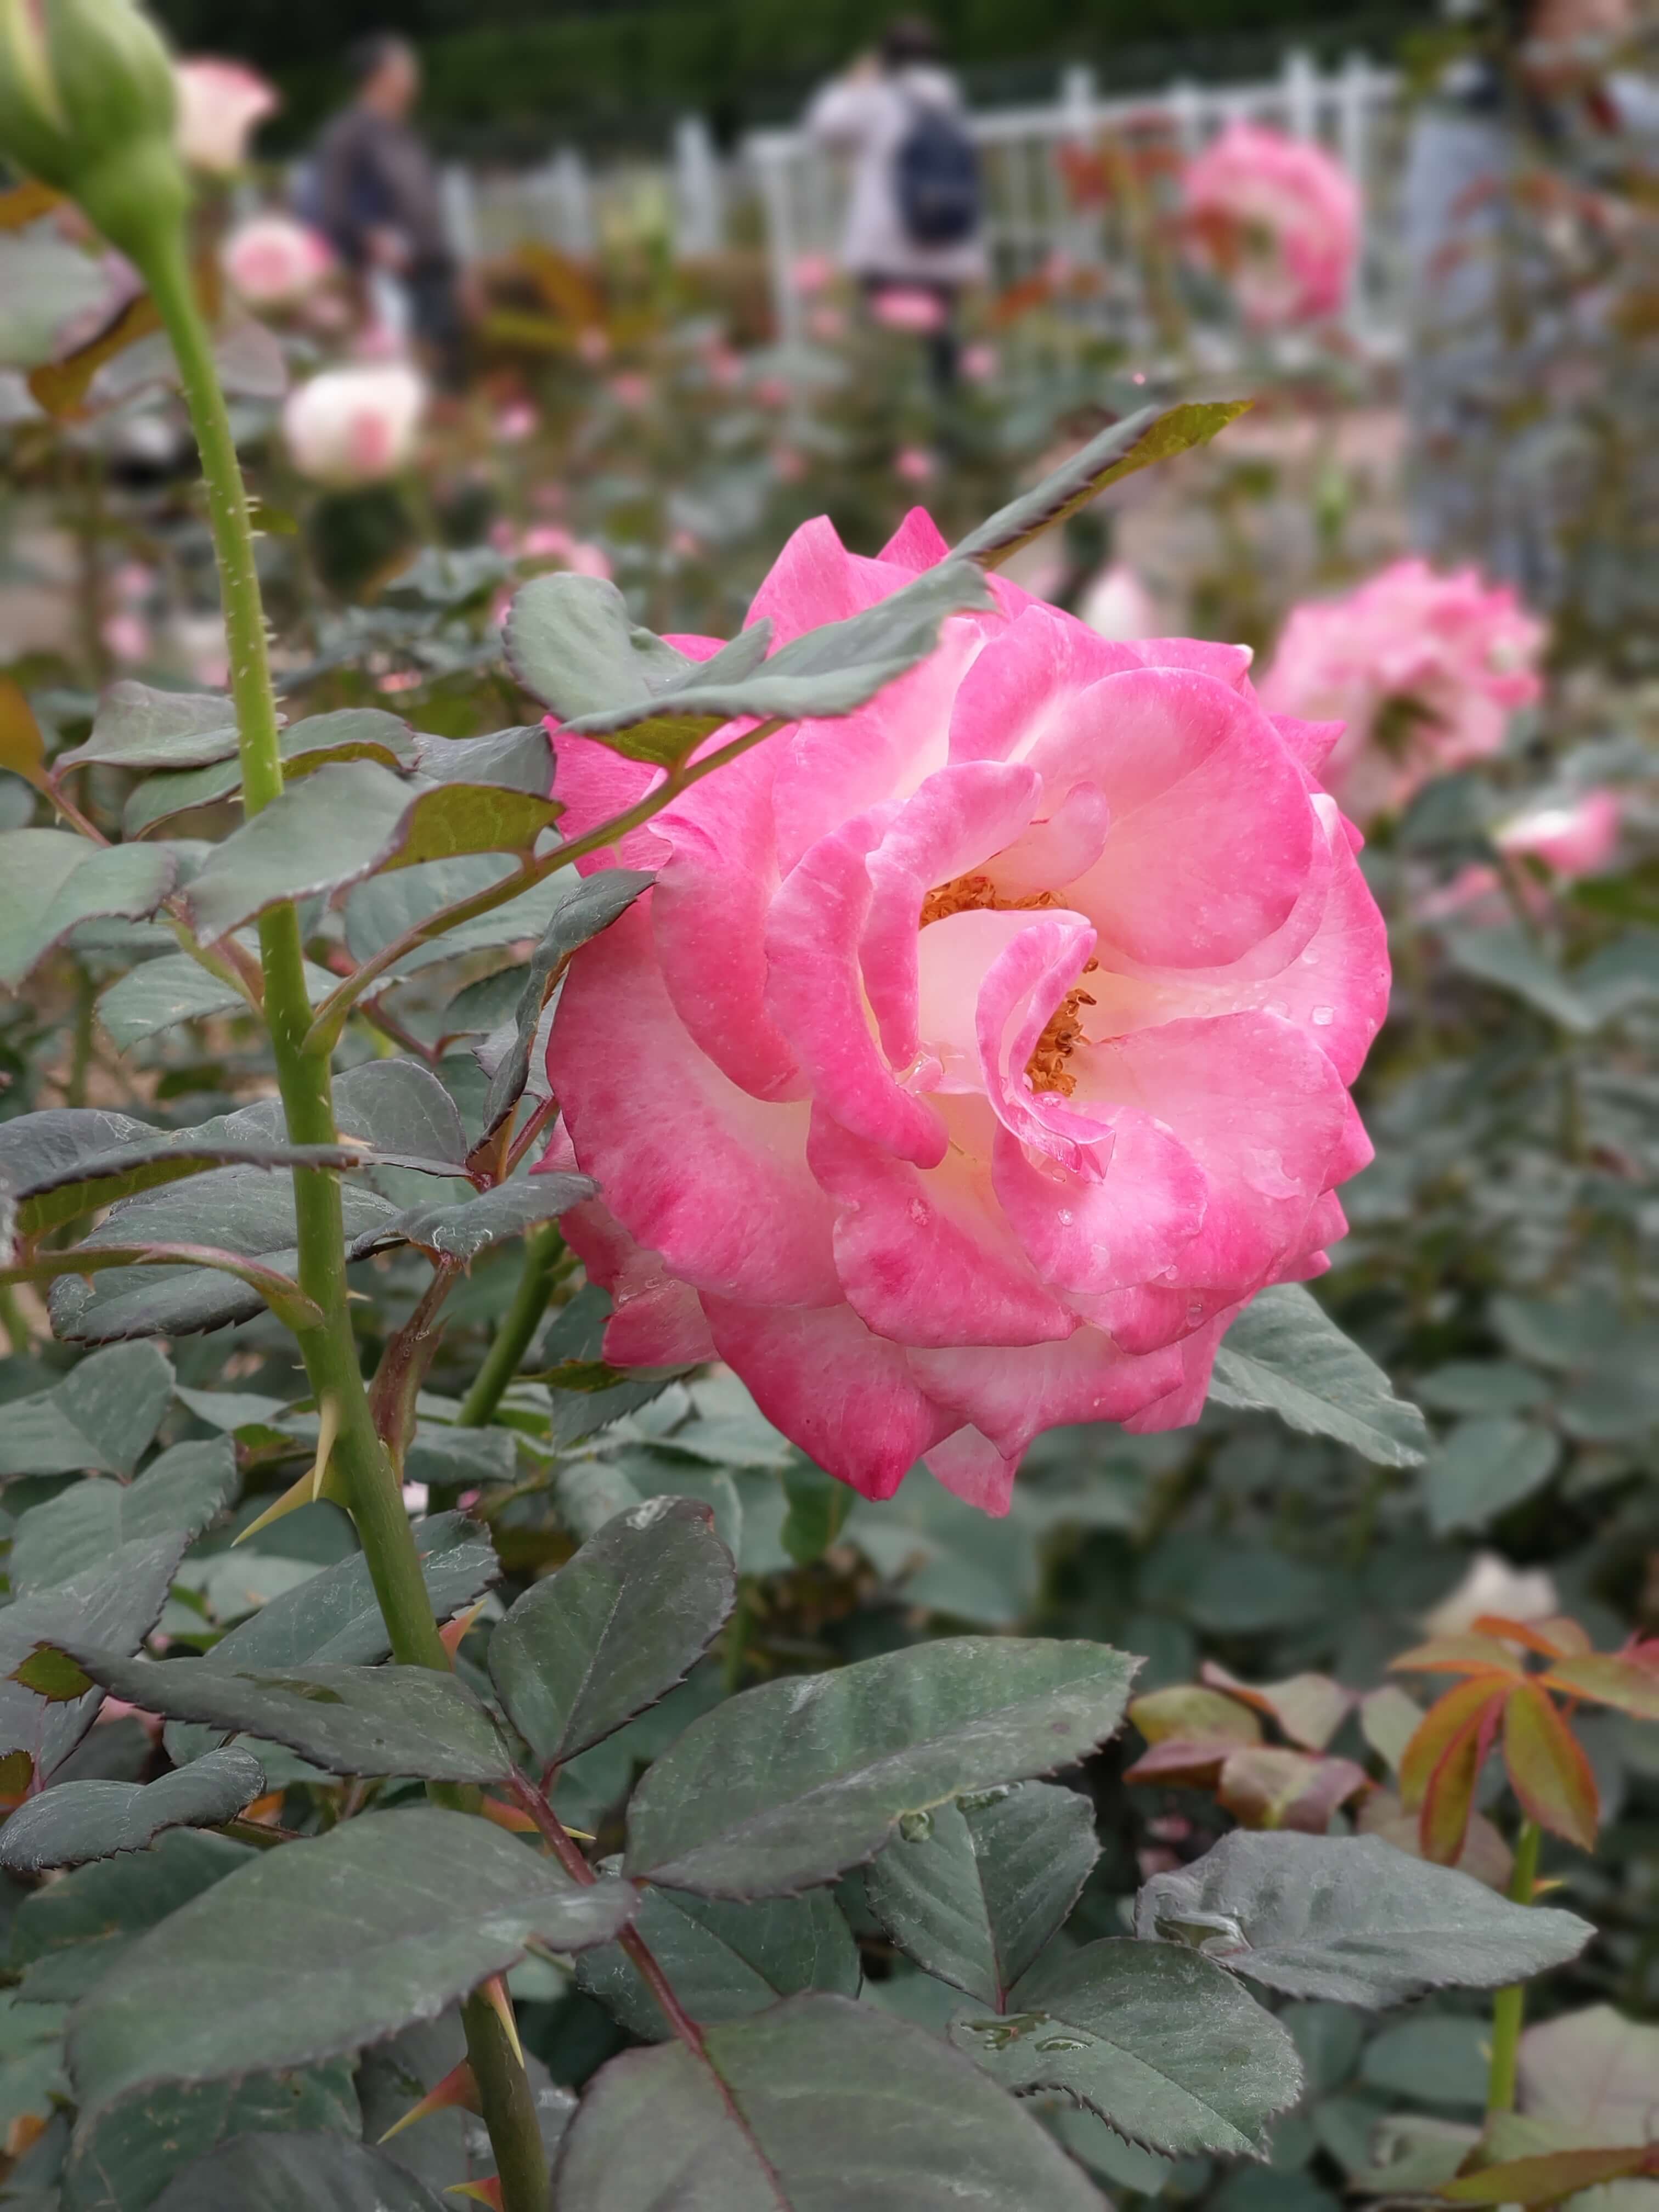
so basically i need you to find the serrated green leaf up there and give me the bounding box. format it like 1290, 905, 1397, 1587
122, 708, 418, 838
60, 1647, 509, 1782
864, 1781, 1098, 2006
96, 947, 337, 1049
504, 573, 696, 721
1425, 1417, 1560, 1533
950, 1938, 1302, 2157
554, 1993, 1107, 2211
411, 724, 551, 793
67, 1809, 636, 2119
182, 763, 562, 944
624, 1636, 1136, 1899
12, 1830, 253, 2005
1134, 1832, 1592, 2005
489, 1496, 736, 1770
951, 399, 1250, 567
577, 1874, 860, 2040
64, 2066, 362, 2212
373, 1173, 594, 1265
0, 833, 178, 988
564, 560, 995, 766
0, 1747, 266, 1873
0, 1342, 172, 1479
1208, 1285, 1430, 1466
145, 2134, 450, 2212
59, 684, 239, 772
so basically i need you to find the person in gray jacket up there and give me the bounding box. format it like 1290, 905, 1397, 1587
313, 35, 467, 387
808, 15, 986, 387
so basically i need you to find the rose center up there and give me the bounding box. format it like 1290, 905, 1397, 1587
917, 872, 1098, 1097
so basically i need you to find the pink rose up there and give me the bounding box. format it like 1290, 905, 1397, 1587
1260, 558, 1546, 823
173, 58, 278, 174
1496, 789, 1620, 878
894, 446, 936, 484
539, 509, 1388, 1513
608, 373, 651, 410
496, 402, 538, 443
519, 524, 612, 581
281, 364, 426, 487
1182, 121, 1359, 328
960, 341, 999, 383
791, 252, 835, 296
221, 213, 332, 307
872, 286, 947, 334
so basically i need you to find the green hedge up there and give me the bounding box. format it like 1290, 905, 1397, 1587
151, 0, 1428, 155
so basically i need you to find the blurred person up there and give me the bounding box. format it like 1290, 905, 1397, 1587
1403, 0, 1659, 625
806, 14, 985, 389
312, 33, 467, 387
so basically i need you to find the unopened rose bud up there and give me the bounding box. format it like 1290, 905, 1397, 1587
0, 0, 187, 261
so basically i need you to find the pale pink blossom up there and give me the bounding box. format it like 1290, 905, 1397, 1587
495, 402, 538, 443
791, 252, 836, 296
770, 445, 807, 483
221, 213, 332, 308
1259, 558, 1547, 823
1497, 789, 1620, 877
1077, 562, 1160, 641
608, 372, 651, 410
518, 524, 611, 580
377, 671, 423, 695
894, 446, 935, 484
282, 364, 426, 487
538, 508, 1388, 1513
102, 612, 149, 665
808, 305, 847, 342
960, 341, 999, 383
1423, 1554, 1558, 1638
173, 58, 278, 174
753, 375, 791, 409
1182, 121, 1360, 328
872, 286, 947, 334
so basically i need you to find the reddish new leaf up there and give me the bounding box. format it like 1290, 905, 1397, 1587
1469, 1614, 1592, 1660
1215, 1747, 1369, 1832
1440, 2144, 1653, 2204
1391, 1635, 1526, 1681
1538, 1650, 1659, 1722
1123, 1736, 1239, 1786
1199, 1662, 1353, 1751
1400, 1677, 1511, 1810
1402, 1678, 1509, 1866
1503, 1683, 1599, 1851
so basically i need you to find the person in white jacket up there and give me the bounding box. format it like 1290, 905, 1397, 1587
806, 16, 986, 388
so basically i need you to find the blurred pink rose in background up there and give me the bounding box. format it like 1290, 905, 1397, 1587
894, 446, 936, 484
221, 213, 332, 308
1077, 562, 1160, 641
577, 326, 612, 365
871, 286, 947, 334
960, 341, 999, 383
1496, 789, 1620, 877
495, 402, 538, 442
173, 58, 279, 173
791, 252, 836, 295
1182, 120, 1359, 327
1259, 557, 1546, 823
808, 306, 847, 342
282, 363, 426, 487
539, 507, 1387, 1511
770, 445, 807, 482
608, 373, 651, 410
518, 524, 611, 580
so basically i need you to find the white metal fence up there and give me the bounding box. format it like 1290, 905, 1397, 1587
443, 50, 1407, 353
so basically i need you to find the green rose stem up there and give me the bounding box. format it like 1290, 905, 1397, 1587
1486, 1815, 1542, 2116
140, 226, 552, 2212
458, 1224, 572, 1428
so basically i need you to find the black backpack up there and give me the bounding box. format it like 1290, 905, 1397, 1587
893, 96, 982, 247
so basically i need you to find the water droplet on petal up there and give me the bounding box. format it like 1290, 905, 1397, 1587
1312, 1005, 1335, 1026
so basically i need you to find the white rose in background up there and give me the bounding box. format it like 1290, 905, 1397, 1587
173, 58, 277, 173
1077, 561, 1160, 641
282, 363, 426, 487
222, 213, 332, 308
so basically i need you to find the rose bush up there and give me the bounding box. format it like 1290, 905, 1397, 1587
1260, 556, 1547, 823
1181, 119, 1359, 328
541, 510, 1390, 1510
